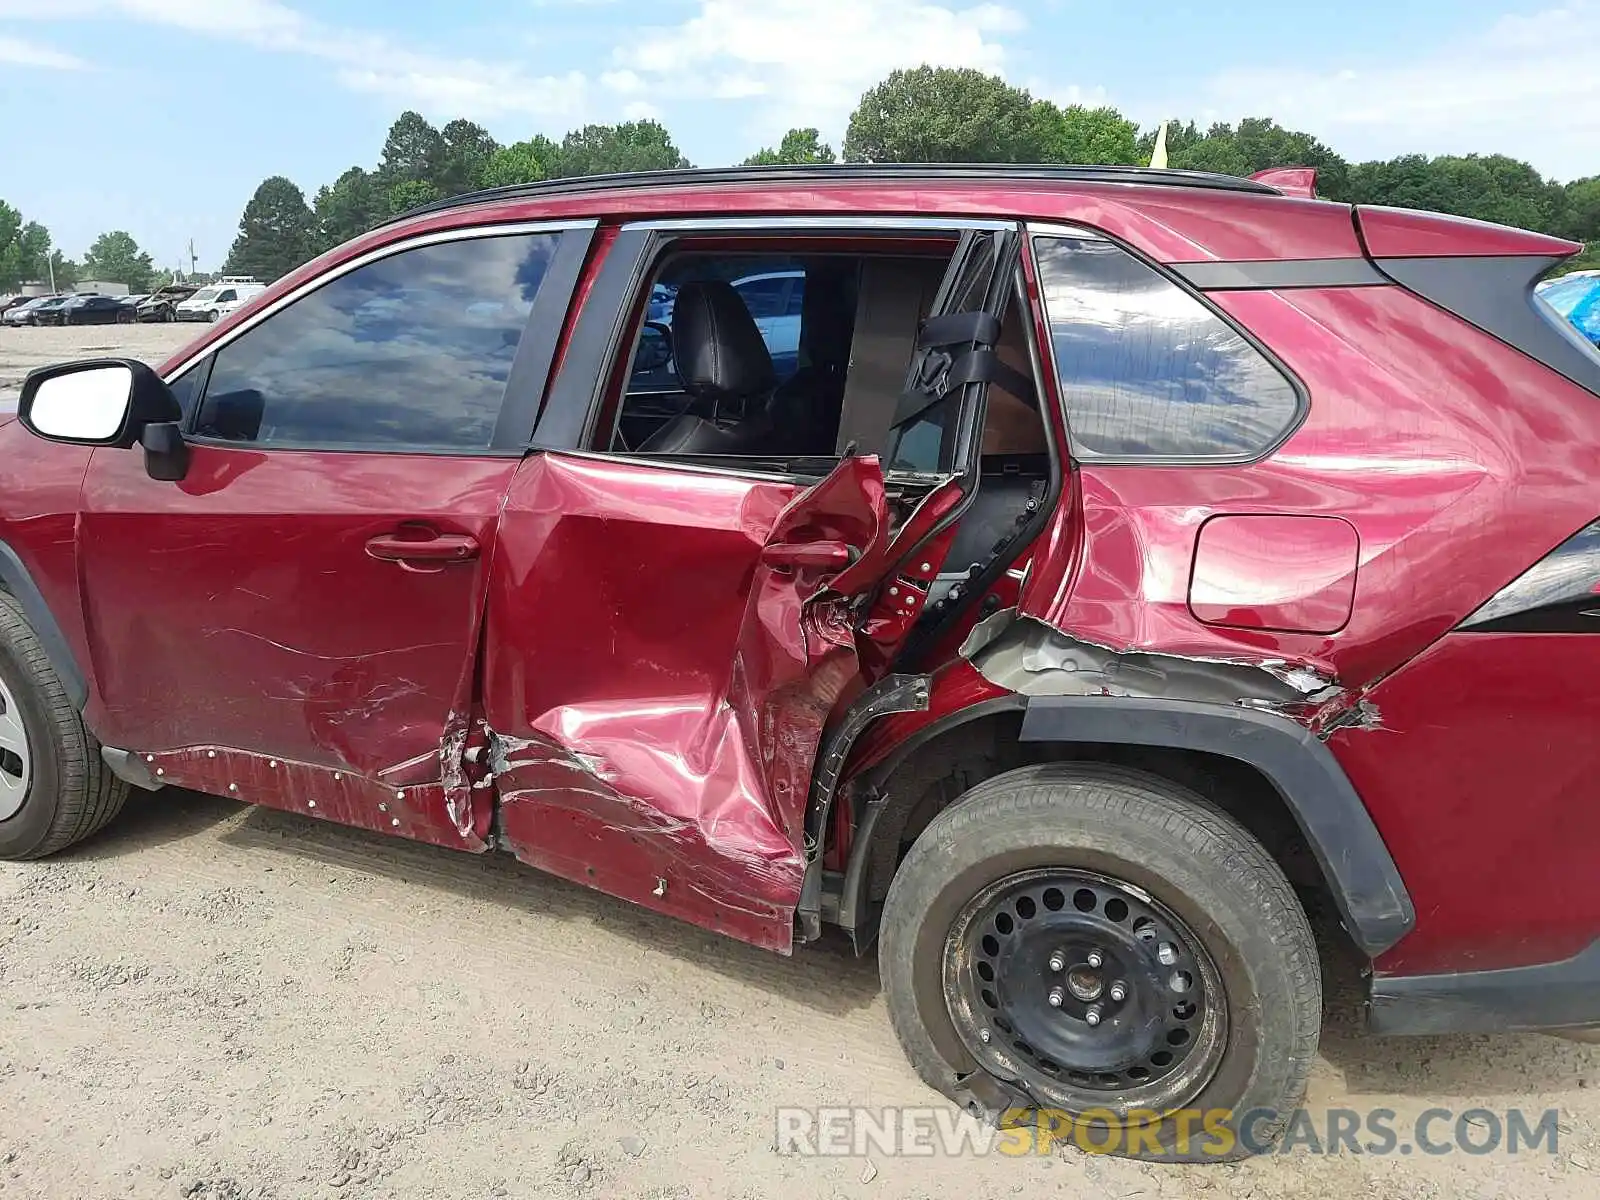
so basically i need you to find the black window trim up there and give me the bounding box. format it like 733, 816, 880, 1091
165, 218, 598, 458
1026, 220, 1311, 467
531, 214, 1020, 482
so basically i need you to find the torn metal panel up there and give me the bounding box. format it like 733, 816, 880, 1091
963, 610, 1336, 710
490, 727, 804, 953
137, 745, 491, 853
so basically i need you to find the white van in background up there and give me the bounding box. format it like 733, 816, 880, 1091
175, 277, 266, 322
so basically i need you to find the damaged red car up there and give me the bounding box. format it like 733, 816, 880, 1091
3, 164, 1599, 1158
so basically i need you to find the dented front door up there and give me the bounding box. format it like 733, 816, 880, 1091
78, 445, 517, 848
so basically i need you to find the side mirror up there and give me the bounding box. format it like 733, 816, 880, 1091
19, 358, 180, 449
635, 321, 674, 373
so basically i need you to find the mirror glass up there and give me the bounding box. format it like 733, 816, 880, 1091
28, 365, 134, 441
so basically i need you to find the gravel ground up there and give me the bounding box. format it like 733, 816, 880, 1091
2, 327, 1599, 1199
0, 321, 198, 403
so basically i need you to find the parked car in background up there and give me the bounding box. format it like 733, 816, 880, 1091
136, 285, 198, 323
175, 279, 266, 322
0, 297, 40, 319
2, 297, 53, 327
17, 296, 76, 326
56, 294, 136, 326
1540, 271, 1600, 344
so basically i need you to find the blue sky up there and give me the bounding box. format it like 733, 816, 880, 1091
1, 0, 1595, 271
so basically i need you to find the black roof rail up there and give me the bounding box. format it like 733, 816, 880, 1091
381, 163, 1283, 226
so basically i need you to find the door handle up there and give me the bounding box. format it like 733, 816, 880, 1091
762, 540, 858, 571
365, 531, 480, 564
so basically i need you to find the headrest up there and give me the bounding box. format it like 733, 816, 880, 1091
670, 280, 775, 399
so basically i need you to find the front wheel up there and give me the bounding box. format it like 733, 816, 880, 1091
207, 309, 220, 323
0, 590, 129, 859
878, 763, 1320, 1161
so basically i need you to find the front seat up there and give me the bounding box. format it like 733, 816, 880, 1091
638, 280, 779, 455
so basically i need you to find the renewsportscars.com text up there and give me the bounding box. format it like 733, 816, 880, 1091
775, 1105, 1560, 1158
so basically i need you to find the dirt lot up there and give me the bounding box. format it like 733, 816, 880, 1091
2, 327, 1599, 1199
0, 322, 198, 403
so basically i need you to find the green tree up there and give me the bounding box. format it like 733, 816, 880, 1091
49, 252, 79, 290
1345, 154, 1559, 231
312, 167, 383, 251
81, 230, 155, 291
743, 127, 836, 166
0, 204, 53, 291
386, 179, 441, 215
1031, 103, 1139, 165
224, 176, 316, 282
378, 110, 446, 188
438, 119, 500, 197
1559, 176, 1600, 243
844, 67, 1042, 163
552, 120, 690, 177
479, 136, 561, 188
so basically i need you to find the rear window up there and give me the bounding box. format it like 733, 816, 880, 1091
1032, 234, 1302, 461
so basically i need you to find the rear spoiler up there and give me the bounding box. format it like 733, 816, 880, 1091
1250, 167, 1318, 199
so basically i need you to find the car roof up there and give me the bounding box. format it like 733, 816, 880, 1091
381, 164, 1281, 229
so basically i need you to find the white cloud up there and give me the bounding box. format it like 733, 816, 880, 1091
1197, 1, 1600, 179
0, 35, 87, 70
611, 0, 1026, 145
4, 0, 588, 122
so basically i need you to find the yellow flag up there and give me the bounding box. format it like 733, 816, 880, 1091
1150, 121, 1169, 169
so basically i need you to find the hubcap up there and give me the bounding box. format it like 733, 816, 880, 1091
943, 868, 1227, 1115
0, 672, 31, 820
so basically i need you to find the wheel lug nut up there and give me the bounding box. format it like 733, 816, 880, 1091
1048, 951, 1066, 973
1085, 1004, 1103, 1027
1047, 987, 1065, 1008
979, 1029, 991, 1043
1086, 950, 1104, 969
1157, 942, 1177, 966
1109, 981, 1128, 1002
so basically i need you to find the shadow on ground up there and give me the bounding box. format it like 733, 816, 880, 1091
68, 786, 1600, 1094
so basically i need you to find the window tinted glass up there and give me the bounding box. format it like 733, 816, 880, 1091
195, 232, 559, 449
1033, 235, 1301, 460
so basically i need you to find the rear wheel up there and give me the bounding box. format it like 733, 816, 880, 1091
0, 590, 129, 860
878, 764, 1320, 1161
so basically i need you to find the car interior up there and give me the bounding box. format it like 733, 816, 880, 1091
603, 240, 1055, 635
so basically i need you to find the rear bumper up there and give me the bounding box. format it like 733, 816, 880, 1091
1370, 938, 1600, 1035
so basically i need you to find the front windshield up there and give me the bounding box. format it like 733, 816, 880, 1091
187, 287, 220, 304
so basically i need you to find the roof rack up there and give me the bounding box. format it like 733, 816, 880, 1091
382, 163, 1282, 226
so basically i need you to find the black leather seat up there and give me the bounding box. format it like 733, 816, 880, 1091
639, 280, 779, 455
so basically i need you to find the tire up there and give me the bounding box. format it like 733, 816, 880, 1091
878, 763, 1320, 1162
207, 309, 220, 323
0, 589, 129, 859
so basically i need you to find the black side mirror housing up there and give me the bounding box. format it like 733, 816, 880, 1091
141, 422, 190, 482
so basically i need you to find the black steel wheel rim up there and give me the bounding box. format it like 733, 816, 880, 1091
942, 867, 1227, 1114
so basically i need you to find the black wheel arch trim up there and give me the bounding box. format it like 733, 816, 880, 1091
0, 538, 87, 708
1017, 696, 1414, 958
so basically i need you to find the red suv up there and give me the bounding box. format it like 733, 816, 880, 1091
2, 165, 1597, 1157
